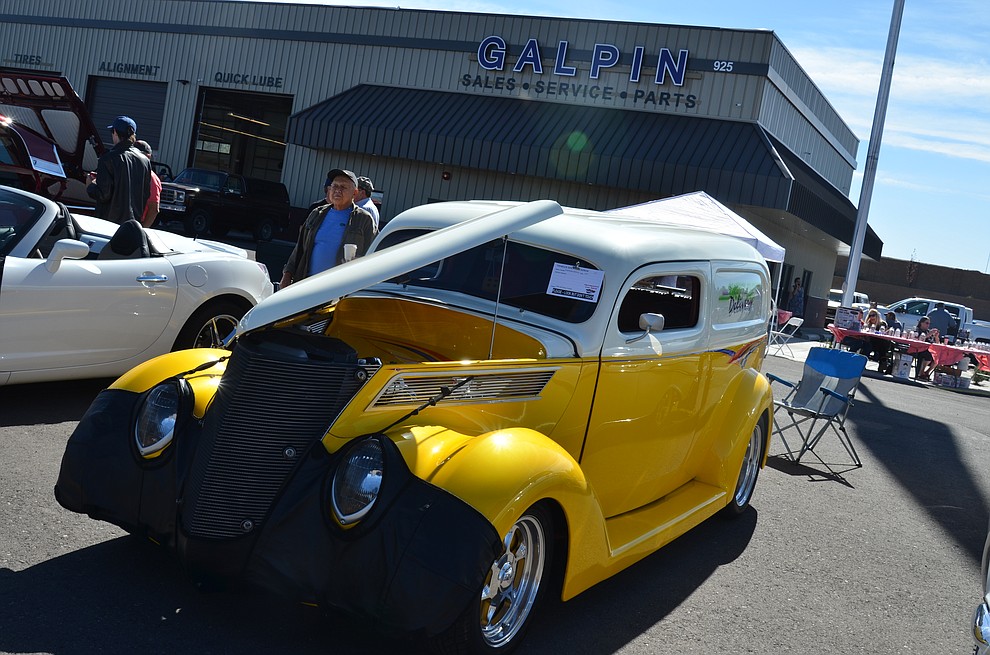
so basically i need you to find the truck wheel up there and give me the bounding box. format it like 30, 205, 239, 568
184, 210, 211, 237
253, 219, 275, 242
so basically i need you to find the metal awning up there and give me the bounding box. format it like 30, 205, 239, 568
288, 85, 881, 259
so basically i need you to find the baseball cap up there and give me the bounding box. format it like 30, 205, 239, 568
327, 168, 357, 187
107, 116, 137, 136
356, 176, 374, 194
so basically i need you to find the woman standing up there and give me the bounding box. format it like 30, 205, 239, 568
787, 278, 804, 316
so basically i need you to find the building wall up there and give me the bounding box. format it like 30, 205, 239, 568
1, 0, 858, 206
833, 255, 990, 320
2, 0, 862, 297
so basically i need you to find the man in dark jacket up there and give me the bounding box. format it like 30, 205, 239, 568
280, 168, 377, 288
86, 116, 151, 224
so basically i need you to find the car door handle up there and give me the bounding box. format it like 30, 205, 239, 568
136, 274, 169, 284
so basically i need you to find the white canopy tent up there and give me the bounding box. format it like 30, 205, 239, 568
605, 191, 787, 318
605, 191, 785, 262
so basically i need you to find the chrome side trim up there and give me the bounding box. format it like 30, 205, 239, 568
371, 367, 558, 408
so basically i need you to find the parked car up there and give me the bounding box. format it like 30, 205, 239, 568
55, 199, 774, 653
158, 168, 290, 241
0, 185, 273, 385
825, 288, 870, 324
877, 297, 990, 343
0, 71, 105, 207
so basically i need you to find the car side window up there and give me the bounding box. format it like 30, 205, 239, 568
904, 301, 928, 316
618, 275, 700, 332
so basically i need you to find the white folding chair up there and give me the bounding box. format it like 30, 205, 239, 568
768, 317, 804, 358
767, 347, 867, 469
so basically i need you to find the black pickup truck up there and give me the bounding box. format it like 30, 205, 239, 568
158, 168, 290, 241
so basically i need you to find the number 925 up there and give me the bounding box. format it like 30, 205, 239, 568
713, 60, 734, 72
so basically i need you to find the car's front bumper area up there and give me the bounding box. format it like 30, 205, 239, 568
975, 599, 990, 654
55, 387, 502, 636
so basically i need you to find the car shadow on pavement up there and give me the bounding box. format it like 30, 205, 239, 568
524, 508, 758, 653
0, 378, 112, 427
0, 510, 758, 655
0, 535, 421, 655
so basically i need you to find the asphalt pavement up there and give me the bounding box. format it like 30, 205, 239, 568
1, 345, 988, 654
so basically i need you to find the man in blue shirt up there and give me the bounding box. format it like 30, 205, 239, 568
280, 168, 377, 288
926, 302, 955, 338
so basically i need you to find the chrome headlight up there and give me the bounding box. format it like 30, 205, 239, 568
331, 439, 384, 525
134, 383, 179, 457
174, 189, 186, 203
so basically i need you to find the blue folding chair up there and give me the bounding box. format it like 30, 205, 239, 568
767, 347, 867, 468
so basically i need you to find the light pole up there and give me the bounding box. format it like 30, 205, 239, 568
843, 0, 905, 308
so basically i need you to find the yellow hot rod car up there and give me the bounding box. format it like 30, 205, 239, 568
56, 199, 773, 653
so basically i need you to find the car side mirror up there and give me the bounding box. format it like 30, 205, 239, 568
45, 239, 91, 273
626, 312, 665, 343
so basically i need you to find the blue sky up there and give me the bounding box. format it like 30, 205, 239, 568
254, 0, 990, 272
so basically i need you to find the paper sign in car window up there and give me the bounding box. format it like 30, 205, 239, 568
547, 263, 604, 303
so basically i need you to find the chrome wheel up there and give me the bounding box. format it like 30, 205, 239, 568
479, 510, 548, 649
732, 420, 764, 509
173, 300, 247, 351
191, 312, 239, 348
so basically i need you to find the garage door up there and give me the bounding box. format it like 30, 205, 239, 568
86, 77, 167, 151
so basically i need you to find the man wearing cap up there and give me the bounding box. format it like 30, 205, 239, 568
354, 176, 380, 230
133, 140, 161, 227
280, 168, 377, 288
86, 116, 151, 224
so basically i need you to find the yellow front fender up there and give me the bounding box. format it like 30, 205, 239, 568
110, 348, 229, 418
390, 426, 613, 601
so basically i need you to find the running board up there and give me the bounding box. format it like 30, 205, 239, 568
605, 480, 727, 560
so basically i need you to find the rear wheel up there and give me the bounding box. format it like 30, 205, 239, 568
433, 504, 554, 654
173, 299, 246, 350
722, 415, 766, 517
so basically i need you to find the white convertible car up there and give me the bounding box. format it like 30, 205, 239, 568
0, 185, 274, 385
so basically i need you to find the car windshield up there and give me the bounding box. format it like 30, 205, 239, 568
377, 228, 601, 323
173, 169, 224, 190
0, 187, 46, 255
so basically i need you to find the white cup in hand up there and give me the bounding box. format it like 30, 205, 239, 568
343, 243, 357, 262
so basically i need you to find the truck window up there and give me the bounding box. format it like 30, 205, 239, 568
901, 300, 929, 316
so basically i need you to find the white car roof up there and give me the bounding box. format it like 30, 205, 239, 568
383, 200, 762, 270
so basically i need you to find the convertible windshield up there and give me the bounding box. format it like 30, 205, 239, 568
378, 228, 601, 323
0, 187, 46, 255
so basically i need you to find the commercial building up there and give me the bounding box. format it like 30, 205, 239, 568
0, 0, 882, 315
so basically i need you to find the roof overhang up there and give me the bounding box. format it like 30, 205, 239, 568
287, 85, 881, 260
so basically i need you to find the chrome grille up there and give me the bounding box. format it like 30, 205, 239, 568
160, 188, 179, 204
372, 368, 557, 407
183, 333, 365, 539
